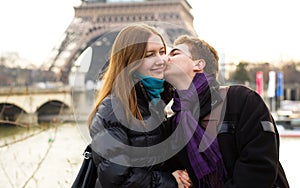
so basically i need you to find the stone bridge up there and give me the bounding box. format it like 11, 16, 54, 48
0, 86, 73, 126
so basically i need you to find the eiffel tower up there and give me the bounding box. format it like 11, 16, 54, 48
41, 0, 197, 83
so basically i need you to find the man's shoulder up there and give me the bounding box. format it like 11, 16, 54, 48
224, 85, 258, 109
227, 84, 255, 97
228, 84, 253, 91
226, 84, 266, 110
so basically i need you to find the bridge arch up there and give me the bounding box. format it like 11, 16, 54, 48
33, 92, 72, 113
0, 103, 26, 122
36, 100, 71, 122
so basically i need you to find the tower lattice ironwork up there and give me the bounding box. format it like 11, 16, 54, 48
41, 0, 197, 83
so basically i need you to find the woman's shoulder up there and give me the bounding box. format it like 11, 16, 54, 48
90, 95, 126, 137
96, 95, 125, 123
96, 96, 112, 117
97, 95, 112, 111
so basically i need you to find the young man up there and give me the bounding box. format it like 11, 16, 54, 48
164, 35, 289, 188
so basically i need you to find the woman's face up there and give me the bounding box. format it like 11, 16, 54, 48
137, 34, 166, 79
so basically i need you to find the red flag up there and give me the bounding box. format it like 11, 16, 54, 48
256, 71, 263, 96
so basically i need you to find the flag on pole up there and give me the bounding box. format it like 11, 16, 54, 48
276, 72, 283, 97
267, 71, 276, 98
256, 71, 263, 96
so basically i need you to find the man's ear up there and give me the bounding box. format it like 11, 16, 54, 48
194, 59, 206, 72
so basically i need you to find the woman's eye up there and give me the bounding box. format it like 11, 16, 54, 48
145, 53, 153, 58
159, 50, 165, 55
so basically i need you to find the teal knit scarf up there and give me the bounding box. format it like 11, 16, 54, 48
135, 72, 165, 105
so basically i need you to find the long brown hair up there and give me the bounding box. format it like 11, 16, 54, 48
88, 23, 166, 127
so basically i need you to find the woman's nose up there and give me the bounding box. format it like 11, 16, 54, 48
163, 55, 171, 64
161, 54, 168, 64
156, 54, 167, 65
167, 55, 171, 61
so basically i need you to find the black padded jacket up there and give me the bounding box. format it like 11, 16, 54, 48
89, 81, 177, 188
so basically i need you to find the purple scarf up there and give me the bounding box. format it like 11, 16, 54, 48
171, 73, 226, 188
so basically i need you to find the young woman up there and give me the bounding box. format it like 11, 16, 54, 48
88, 23, 191, 188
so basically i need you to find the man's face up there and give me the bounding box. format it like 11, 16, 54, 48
164, 43, 195, 81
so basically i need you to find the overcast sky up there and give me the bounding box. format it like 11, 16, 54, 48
0, 0, 299, 66
190, 0, 300, 64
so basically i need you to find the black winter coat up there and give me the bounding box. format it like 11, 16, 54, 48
167, 85, 289, 188
219, 85, 289, 188
89, 82, 177, 188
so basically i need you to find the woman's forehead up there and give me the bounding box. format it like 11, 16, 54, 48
146, 34, 165, 50
147, 34, 163, 43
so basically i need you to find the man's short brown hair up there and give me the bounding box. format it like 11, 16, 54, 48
174, 35, 219, 75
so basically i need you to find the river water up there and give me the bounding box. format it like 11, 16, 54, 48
0, 123, 299, 188
0, 122, 88, 188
